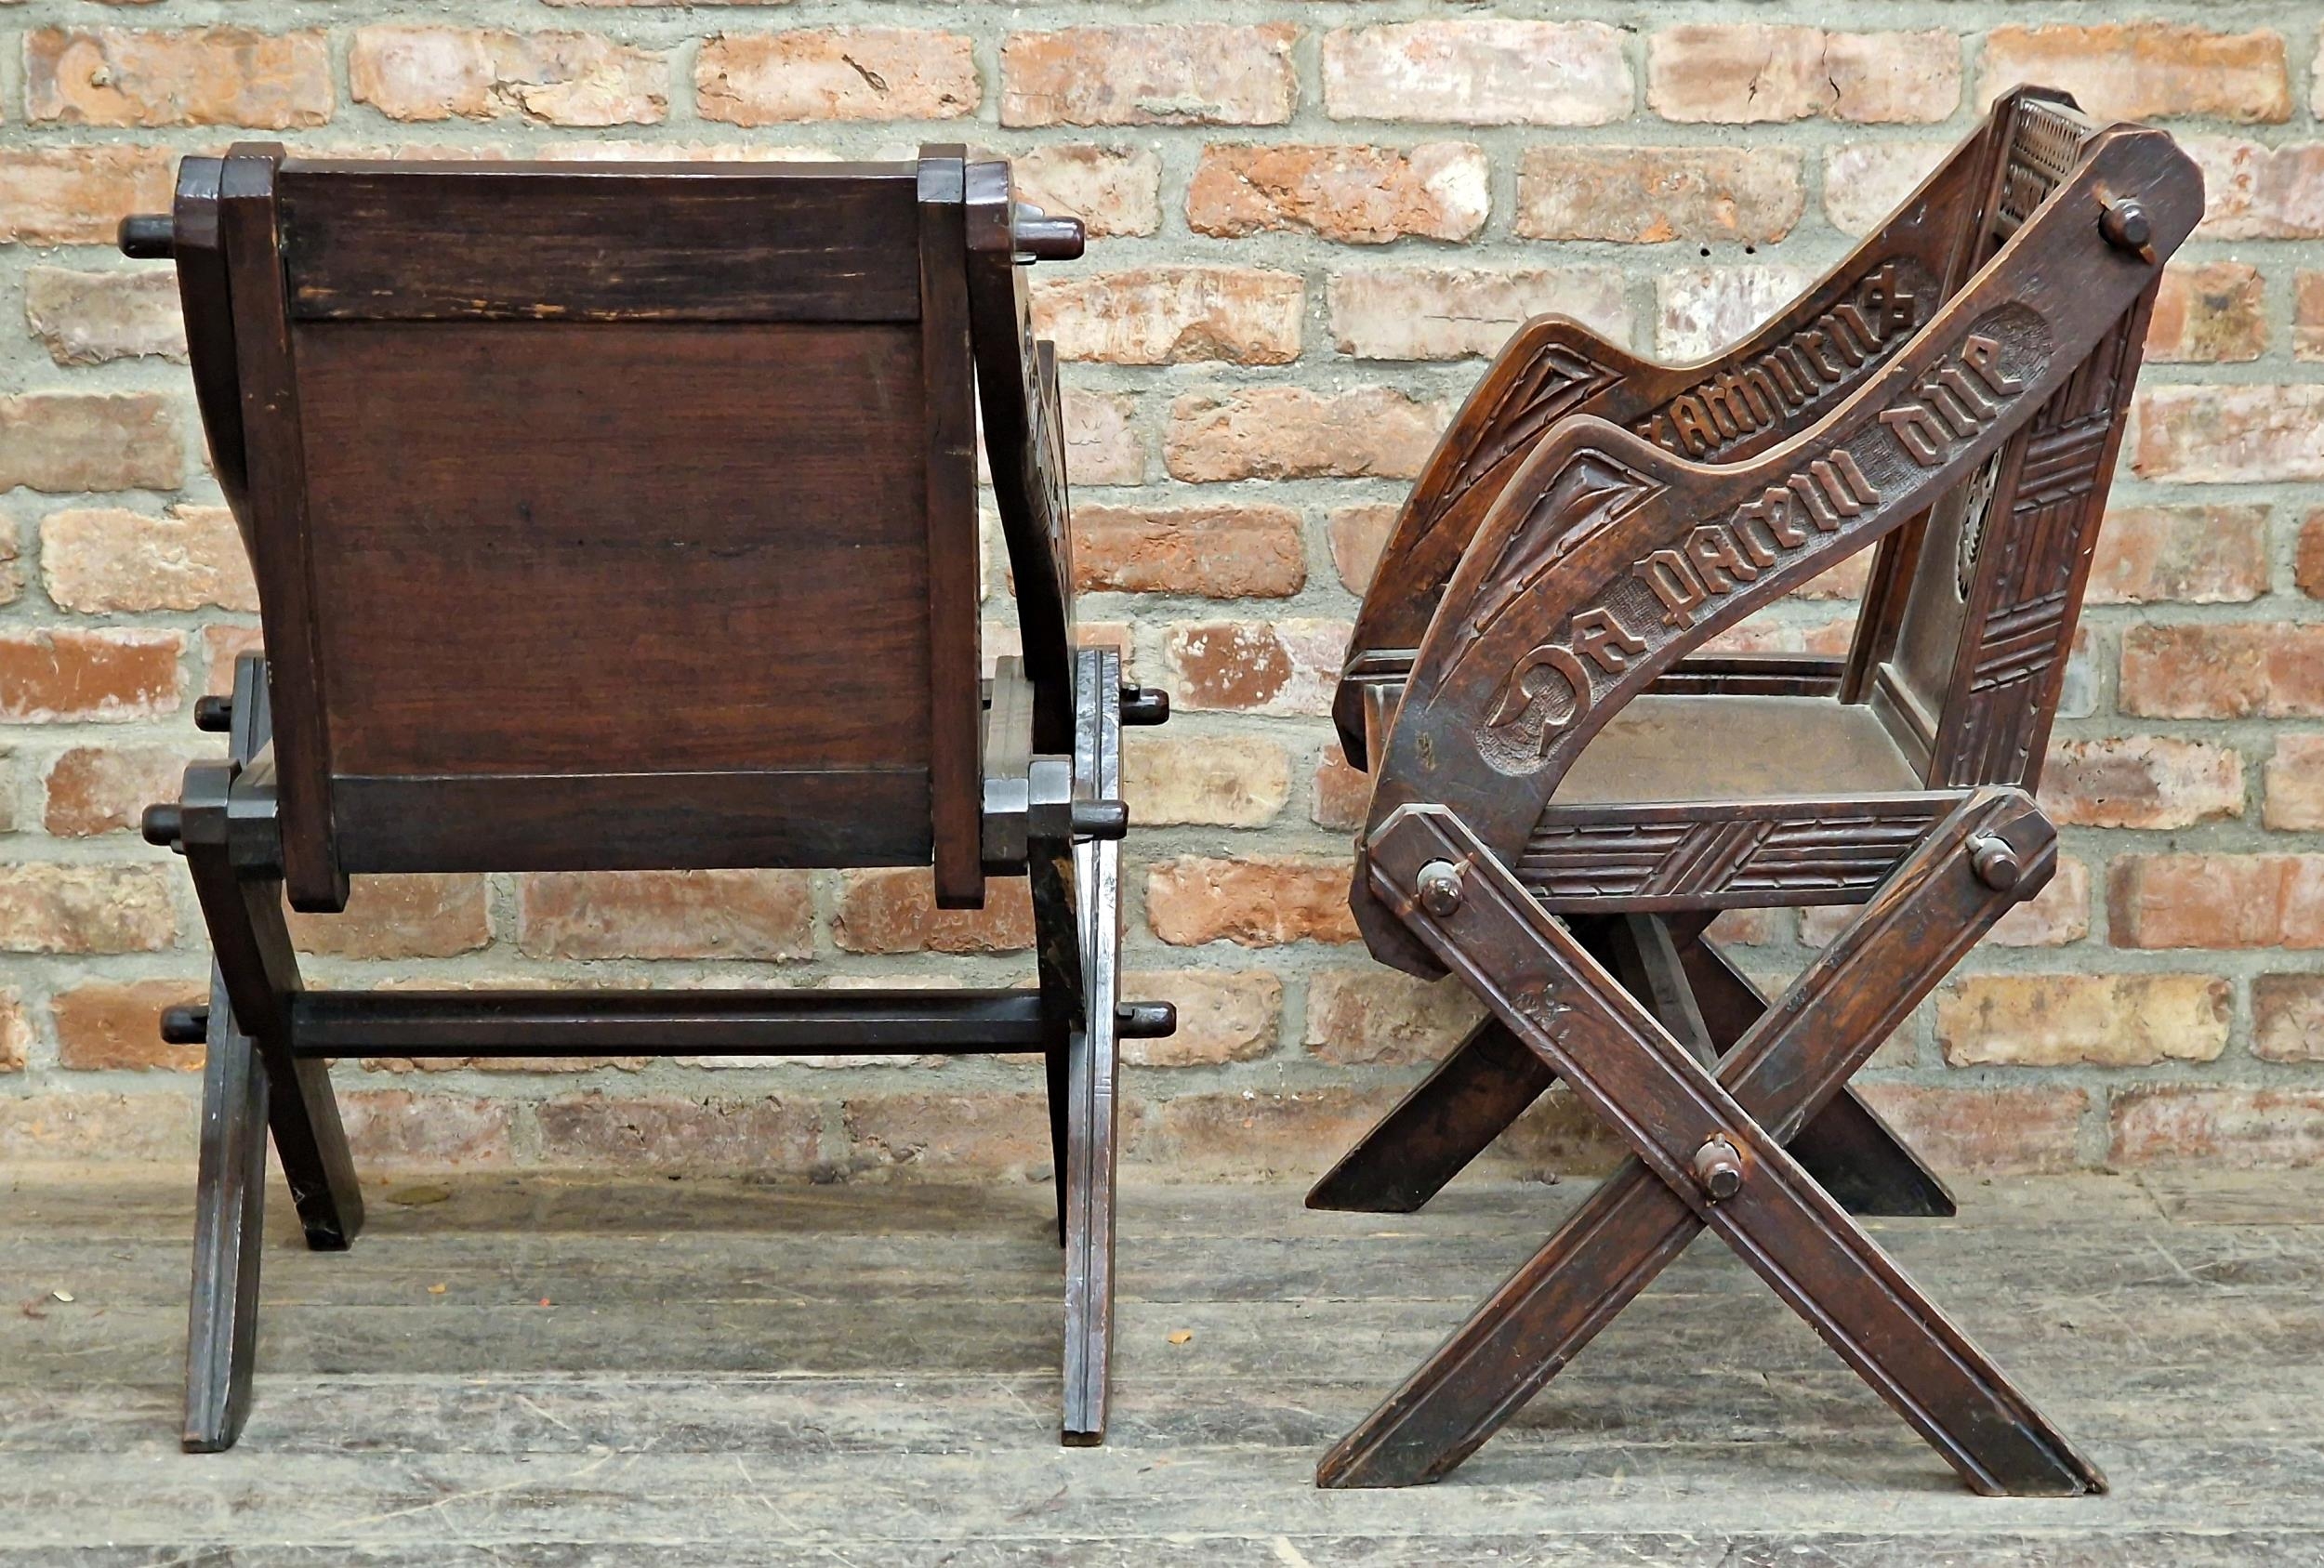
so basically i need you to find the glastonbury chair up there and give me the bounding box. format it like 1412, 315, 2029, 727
120, 144, 1174, 1453
1307, 92, 2200, 1490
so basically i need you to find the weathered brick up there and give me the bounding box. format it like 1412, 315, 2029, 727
288, 874, 492, 960
1320, 21, 1631, 127
1802, 856, 2090, 950
2137, 386, 2324, 482
2298, 273, 2324, 361
41, 505, 255, 614
1853, 1084, 2089, 1175
2110, 1087, 2324, 1168
27, 28, 331, 128
1001, 24, 1295, 128
1979, 24, 2291, 124
1129, 1086, 1409, 1179
1062, 389, 1143, 487
0, 990, 28, 1074
1189, 143, 1487, 244
2254, 973, 2324, 1062
2265, 734, 2324, 831
2038, 736, 2244, 829
834, 866, 1033, 955
0, 148, 176, 247
1074, 503, 1303, 599
1013, 145, 1161, 239
697, 30, 974, 125
1164, 620, 1346, 717
24, 268, 185, 366
200, 625, 262, 698
842, 1092, 1048, 1177
1936, 973, 2228, 1068
1304, 968, 1485, 1066
1166, 388, 1444, 482
2302, 511, 2324, 600
1119, 969, 1281, 1067
2146, 262, 2265, 362
0, 392, 180, 494
1032, 267, 1301, 366
352, 26, 667, 126
1312, 749, 1371, 834
2090, 504, 2267, 604
0, 1092, 194, 1163
0, 629, 181, 723
0, 863, 174, 954
517, 869, 814, 961
1655, 266, 1816, 360
538, 1091, 817, 1172
1516, 146, 1802, 244
1821, 142, 1949, 236
53, 980, 205, 1072
2109, 853, 2324, 949
44, 744, 191, 837
1326, 505, 1399, 598
1327, 267, 1628, 362
1650, 26, 1960, 125
2186, 138, 2324, 240
1122, 734, 1289, 827
340, 1091, 514, 1168
2119, 624, 2324, 719
1147, 855, 1359, 947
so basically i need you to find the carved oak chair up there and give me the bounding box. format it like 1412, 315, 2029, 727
121, 143, 1173, 1454
1309, 93, 2200, 1491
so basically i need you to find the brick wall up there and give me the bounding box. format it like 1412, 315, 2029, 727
3, 4, 2322, 1181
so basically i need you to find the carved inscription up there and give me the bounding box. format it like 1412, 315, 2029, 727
1634, 451, 1880, 630
1876, 334, 2025, 465
1635, 262, 1927, 460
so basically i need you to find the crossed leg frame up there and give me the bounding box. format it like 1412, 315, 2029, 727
1317, 789, 2105, 1495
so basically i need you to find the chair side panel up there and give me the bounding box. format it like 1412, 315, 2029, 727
293, 318, 934, 860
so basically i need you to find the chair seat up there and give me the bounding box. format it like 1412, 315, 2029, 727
1553, 694, 1919, 805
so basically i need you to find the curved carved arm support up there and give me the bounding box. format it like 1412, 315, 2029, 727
1352, 125, 2200, 973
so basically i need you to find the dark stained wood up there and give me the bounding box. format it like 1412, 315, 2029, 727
167, 156, 248, 525
278, 159, 923, 323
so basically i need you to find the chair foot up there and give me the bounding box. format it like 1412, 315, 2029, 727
1305, 1019, 1553, 1213
182, 970, 268, 1455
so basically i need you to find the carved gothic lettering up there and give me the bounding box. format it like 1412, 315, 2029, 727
1961, 333, 2023, 397
1669, 397, 1717, 456
1880, 402, 1951, 465
1697, 379, 1746, 439
1637, 549, 1708, 627
1738, 486, 1808, 547
1824, 312, 1871, 366
1684, 524, 1759, 591
1798, 329, 1844, 380
1486, 641, 1592, 758
1571, 606, 1646, 673
1935, 364, 2000, 420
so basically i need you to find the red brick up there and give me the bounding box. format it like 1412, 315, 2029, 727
1128, 1086, 1409, 1179
2254, 973, 2324, 1062
1001, 25, 1295, 128
1166, 388, 1444, 482
2109, 1087, 2324, 1168
1327, 267, 1629, 362
288, 874, 492, 960
517, 869, 814, 960
834, 866, 1033, 955
1013, 145, 1161, 239
0, 991, 28, 1074
1073, 503, 1303, 598
1656, 266, 1816, 359
0, 1092, 194, 1162
24, 267, 186, 365
1852, 1084, 2089, 1175
1979, 24, 2291, 124
1650, 26, 1960, 125
1802, 857, 2089, 951
1304, 968, 1484, 1066
341, 1091, 514, 1168
44, 744, 192, 837
2109, 853, 2324, 950
2187, 138, 2324, 239
2264, 734, 2324, 831
1061, 389, 1144, 486
1147, 855, 1358, 947
200, 625, 262, 698
1164, 620, 1346, 717
1821, 142, 1949, 235
1312, 749, 1371, 834
52, 980, 205, 1072
1320, 20, 1631, 127
2090, 504, 2268, 604
842, 1092, 1047, 1177
41, 505, 255, 613
352, 27, 667, 125
696, 30, 974, 125
0, 148, 176, 246
2298, 273, 2324, 361
1327, 503, 1398, 593
2119, 624, 2324, 719
2038, 736, 2244, 829
1117, 969, 1281, 1067
0, 629, 181, 722
2145, 262, 2265, 362
537, 1091, 818, 1172
1032, 267, 1301, 366
2301, 510, 2324, 600
1517, 146, 1803, 244
27, 28, 331, 128
0, 392, 180, 493
1935, 973, 2228, 1067
1121, 734, 1289, 827
0, 863, 174, 954
1188, 143, 1488, 244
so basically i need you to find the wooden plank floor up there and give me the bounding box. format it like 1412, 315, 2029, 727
1, 1166, 2319, 1564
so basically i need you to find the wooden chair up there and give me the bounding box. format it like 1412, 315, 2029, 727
120, 143, 1175, 1454
1308, 92, 2200, 1491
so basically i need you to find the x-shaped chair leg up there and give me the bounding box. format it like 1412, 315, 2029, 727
1320, 789, 2103, 1496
